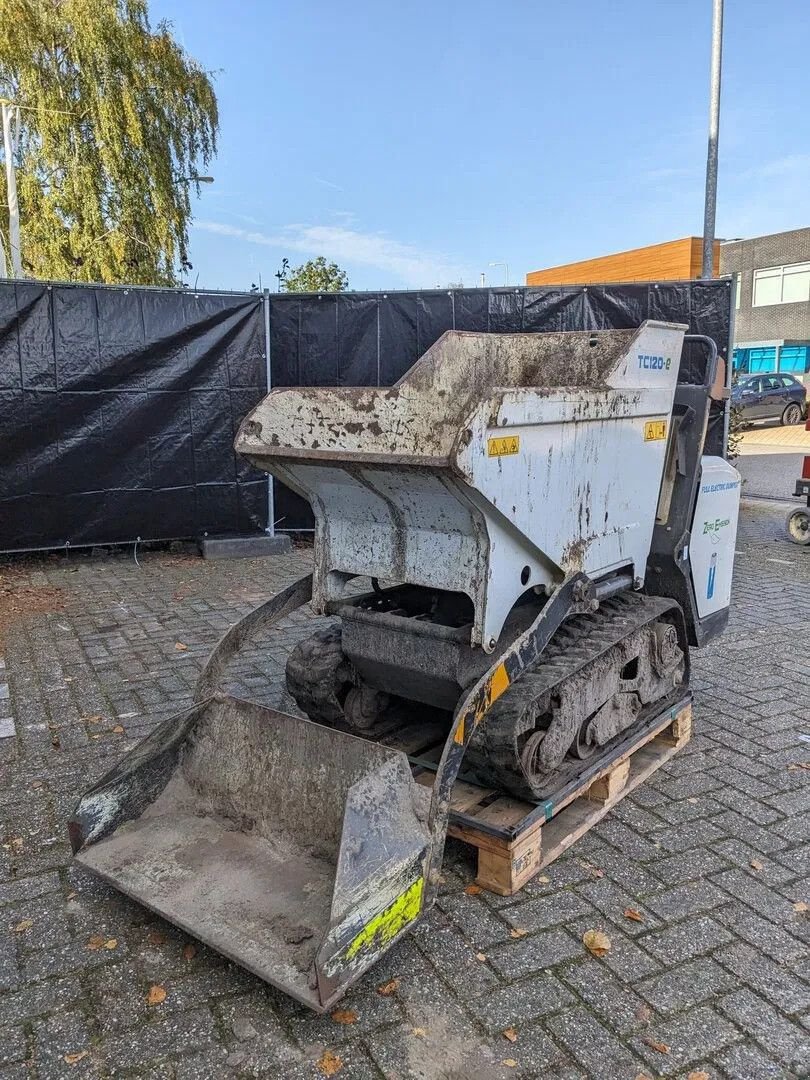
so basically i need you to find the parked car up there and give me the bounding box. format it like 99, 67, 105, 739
731, 372, 807, 425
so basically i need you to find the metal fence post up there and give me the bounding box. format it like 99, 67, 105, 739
263, 289, 275, 536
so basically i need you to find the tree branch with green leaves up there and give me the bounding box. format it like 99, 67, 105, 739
0, 0, 218, 284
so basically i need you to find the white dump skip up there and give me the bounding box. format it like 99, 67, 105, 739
237, 321, 688, 649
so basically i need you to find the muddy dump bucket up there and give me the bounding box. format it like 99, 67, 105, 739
69, 695, 431, 1011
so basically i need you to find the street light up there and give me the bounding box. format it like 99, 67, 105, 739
701, 0, 724, 278
489, 261, 509, 286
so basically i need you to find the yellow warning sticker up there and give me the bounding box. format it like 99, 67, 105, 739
487, 435, 520, 457
644, 420, 667, 441
345, 877, 424, 961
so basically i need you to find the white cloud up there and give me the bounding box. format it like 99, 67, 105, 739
194, 219, 471, 288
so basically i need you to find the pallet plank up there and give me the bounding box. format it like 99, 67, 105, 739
437, 697, 693, 895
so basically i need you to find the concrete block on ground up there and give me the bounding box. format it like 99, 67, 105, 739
199, 533, 292, 560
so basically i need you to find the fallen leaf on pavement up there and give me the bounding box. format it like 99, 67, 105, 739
794, 901, 808, 913
9, 837, 24, 855
635, 1003, 653, 1023
464, 884, 482, 895
623, 908, 644, 923
174, 642, 188, 651
503, 1060, 517, 1068
82, 715, 103, 724
787, 761, 810, 772
411, 1027, 427, 1037
330, 1009, 357, 1025
687, 1072, 710, 1080
536, 874, 550, 884
86, 935, 106, 951
147, 930, 167, 946
102, 938, 117, 950
377, 978, 399, 996
583, 929, 611, 957
182, 943, 197, 961
510, 928, 529, 938
503, 1027, 518, 1042
634, 1074, 653, 1080
750, 859, 763, 871
146, 985, 167, 1005
316, 1050, 343, 1076
112, 724, 125, 734
578, 859, 605, 878
13, 919, 33, 933
643, 1038, 670, 1054
64, 1051, 88, 1065
475, 952, 487, 961
66, 891, 77, 900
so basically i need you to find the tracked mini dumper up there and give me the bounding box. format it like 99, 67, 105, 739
70, 321, 741, 1011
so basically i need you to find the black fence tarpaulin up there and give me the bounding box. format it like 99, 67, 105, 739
268, 280, 734, 530
0, 283, 267, 552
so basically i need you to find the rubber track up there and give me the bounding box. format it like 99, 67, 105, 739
465, 593, 685, 800
285, 622, 352, 725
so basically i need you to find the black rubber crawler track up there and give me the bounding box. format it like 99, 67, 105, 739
465, 593, 688, 801
285, 622, 352, 725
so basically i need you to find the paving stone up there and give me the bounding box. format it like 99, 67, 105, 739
638, 914, 735, 967
366, 1000, 516, 1080
712, 867, 803, 925
487, 928, 584, 979
546, 1007, 646, 1080
647, 846, 731, 886
715, 902, 807, 963
560, 958, 650, 1033
98, 1005, 221, 1072
637, 955, 735, 1013
437, 891, 513, 949
0, 1026, 27, 1069
645, 880, 728, 920
715, 941, 810, 1012
574, 878, 658, 936
31, 1009, 100, 1078
713, 1041, 792, 1080
629, 1005, 740, 1074
0, 977, 83, 1024
463, 970, 574, 1033
718, 988, 810, 1073
653, 818, 728, 853
502, 889, 595, 932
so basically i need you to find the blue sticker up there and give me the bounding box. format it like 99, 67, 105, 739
707, 553, 717, 599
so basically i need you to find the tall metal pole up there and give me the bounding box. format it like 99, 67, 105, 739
701, 0, 724, 279
1, 101, 22, 277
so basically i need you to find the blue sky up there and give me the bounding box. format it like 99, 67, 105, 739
153, 0, 810, 292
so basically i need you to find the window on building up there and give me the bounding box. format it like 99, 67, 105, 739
734, 273, 741, 309
752, 262, 810, 307
778, 345, 810, 373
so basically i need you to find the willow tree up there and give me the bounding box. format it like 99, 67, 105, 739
0, 0, 218, 284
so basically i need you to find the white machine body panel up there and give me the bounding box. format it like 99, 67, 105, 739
689, 456, 742, 619
237, 321, 689, 650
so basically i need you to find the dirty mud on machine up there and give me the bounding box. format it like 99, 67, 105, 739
70, 321, 741, 1011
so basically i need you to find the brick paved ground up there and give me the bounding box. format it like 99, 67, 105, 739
1, 498, 808, 1079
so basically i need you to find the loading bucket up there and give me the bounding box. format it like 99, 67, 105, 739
68, 695, 431, 1012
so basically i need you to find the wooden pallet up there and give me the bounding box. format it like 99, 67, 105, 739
403, 696, 692, 896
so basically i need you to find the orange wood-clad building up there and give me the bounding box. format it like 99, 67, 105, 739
526, 237, 719, 286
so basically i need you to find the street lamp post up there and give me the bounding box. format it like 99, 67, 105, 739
702, 0, 724, 279
489, 261, 509, 286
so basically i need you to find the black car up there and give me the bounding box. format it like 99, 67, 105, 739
731, 372, 807, 425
